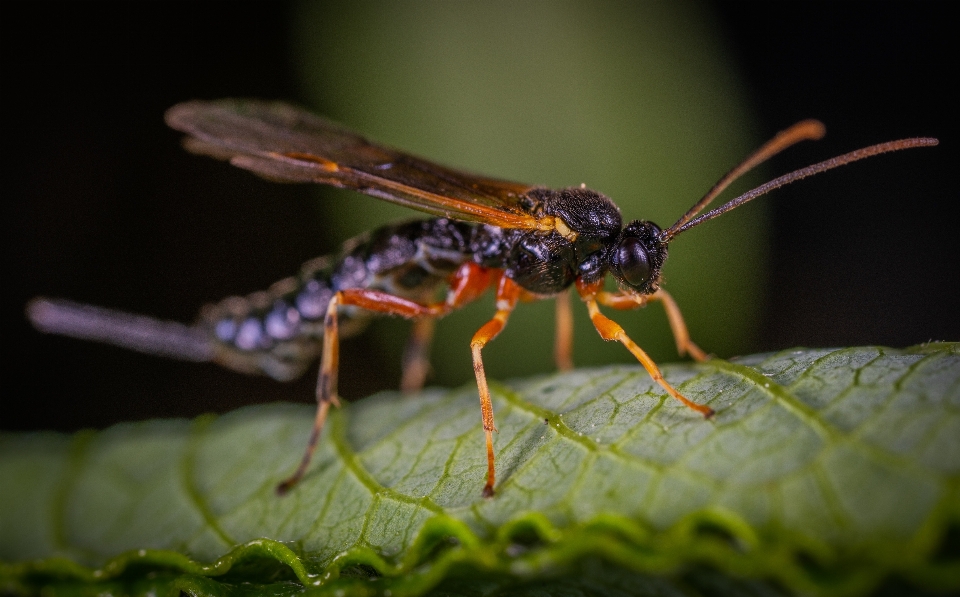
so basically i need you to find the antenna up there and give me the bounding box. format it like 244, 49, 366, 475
661, 136, 938, 240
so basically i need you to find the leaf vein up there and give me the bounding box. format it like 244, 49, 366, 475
331, 403, 444, 514
183, 415, 235, 548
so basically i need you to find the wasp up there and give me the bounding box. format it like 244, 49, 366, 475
28, 99, 936, 497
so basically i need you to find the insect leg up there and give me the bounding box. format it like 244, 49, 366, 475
578, 283, 714, 418
596, 289, 707, 362
444, 262, 496, 308
400, 317, 436, 393
648, 289, 707, 362
470, 274, 521, 497
376, 249, 500, 395
276, 289, 446, 495
276, 292, 342, 495
554, 288, 575, 371
407, 261, 498, 394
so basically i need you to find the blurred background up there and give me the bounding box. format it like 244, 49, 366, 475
4, 1, 954, 432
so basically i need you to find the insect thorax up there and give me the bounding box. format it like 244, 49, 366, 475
506, 187, 624, 295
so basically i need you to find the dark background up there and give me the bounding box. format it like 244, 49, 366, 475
4, 2, 954, 432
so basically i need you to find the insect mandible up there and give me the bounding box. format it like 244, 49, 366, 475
28, 99, 937, 497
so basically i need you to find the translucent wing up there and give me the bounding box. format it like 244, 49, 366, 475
166, 99, 540, 229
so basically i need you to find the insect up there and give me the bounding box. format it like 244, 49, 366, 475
28, 99, 937, 497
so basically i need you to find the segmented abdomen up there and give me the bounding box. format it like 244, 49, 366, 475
199, 218, 495, 381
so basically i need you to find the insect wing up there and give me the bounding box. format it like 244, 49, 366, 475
166, 99, 539, 229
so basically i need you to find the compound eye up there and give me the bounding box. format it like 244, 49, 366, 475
613, 237, 651, 288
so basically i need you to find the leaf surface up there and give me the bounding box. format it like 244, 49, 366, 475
2, 345, 958, 596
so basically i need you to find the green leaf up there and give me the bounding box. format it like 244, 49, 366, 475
2, 345, 958, 597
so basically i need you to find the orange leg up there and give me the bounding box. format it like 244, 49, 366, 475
276, 288, 450, 495
400, 317, 436, 393
471, 274, 521, 497
399, 262, 496, 393
649, 289, 708, 362
446, 262, 496, 309
579, 281, 714, 418
597, 288, 708, 362
554, 288, 575, 371
276, 264, 500, 495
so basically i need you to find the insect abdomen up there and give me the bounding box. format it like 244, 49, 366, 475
200, 218, 484, 381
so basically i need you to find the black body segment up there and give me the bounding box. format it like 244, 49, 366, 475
199, 218, 498, 381
511, 188, 625, 293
